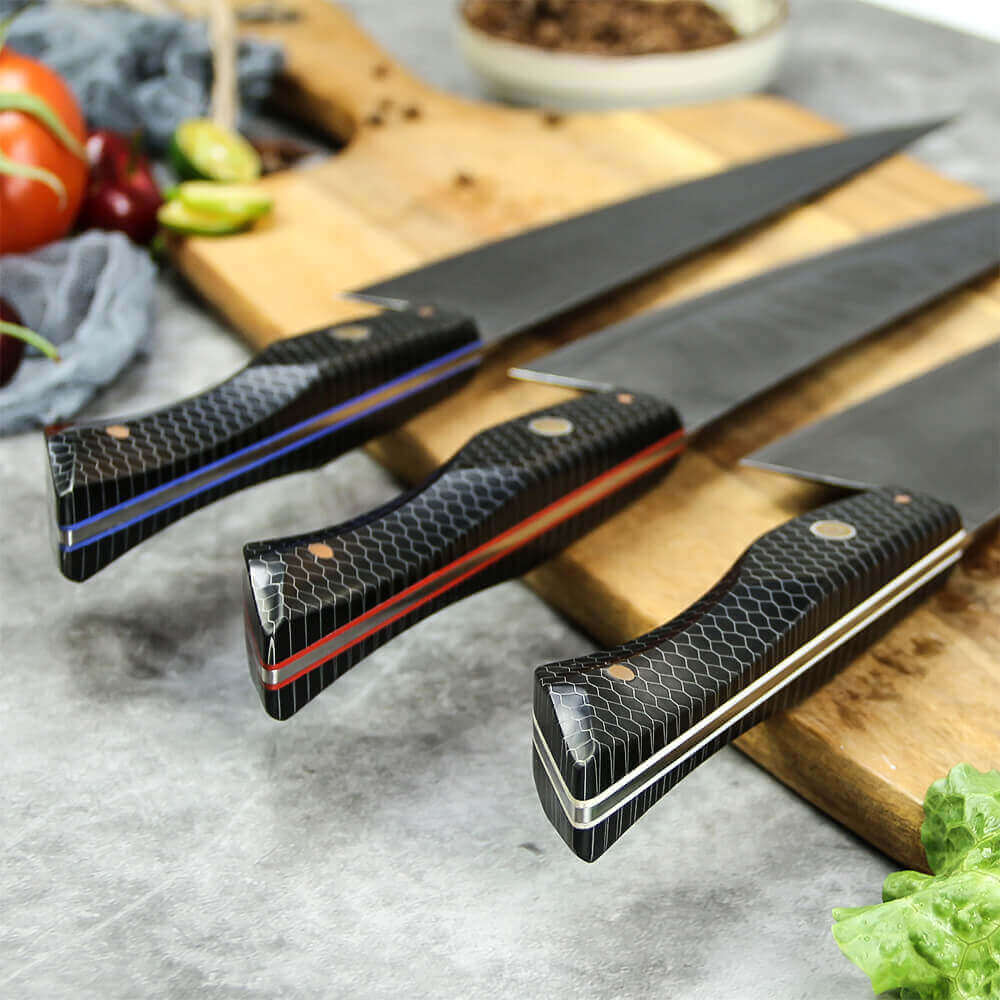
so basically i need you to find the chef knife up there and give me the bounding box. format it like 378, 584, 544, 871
532, 341, 999, 861
47, 120, 944, 582
241, 204, 999, 720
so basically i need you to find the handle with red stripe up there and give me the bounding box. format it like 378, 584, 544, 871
243, 391, 685, 720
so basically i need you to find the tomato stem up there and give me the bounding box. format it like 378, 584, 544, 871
0, 91, 86, 159
0, 321, 60, 362
0, 148, 66, 207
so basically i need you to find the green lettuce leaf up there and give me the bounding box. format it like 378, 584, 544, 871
922, 764, 1000, 878
832, 763, 1000, 999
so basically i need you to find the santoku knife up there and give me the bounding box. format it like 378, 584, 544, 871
532, 341, 1000, 861
47, 120, 943, 582
240, 204, 999, 720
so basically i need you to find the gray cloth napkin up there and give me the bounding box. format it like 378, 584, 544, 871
0, 1, 284, 434
1, 0, 283, 151
0, 232, 157, 434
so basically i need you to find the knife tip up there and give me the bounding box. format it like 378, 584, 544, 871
891, 113, 956, 142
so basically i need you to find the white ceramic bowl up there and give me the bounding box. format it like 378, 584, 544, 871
455, 0, 789, 109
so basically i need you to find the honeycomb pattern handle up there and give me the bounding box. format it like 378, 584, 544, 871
244, 391, 686, 720
47, 307, 480, 581
532, 489, 963, 861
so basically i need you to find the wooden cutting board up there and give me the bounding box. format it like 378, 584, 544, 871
176, 0, 1000, 871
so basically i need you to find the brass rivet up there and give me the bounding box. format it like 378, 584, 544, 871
417, 305, 436, 318
528, 416, 574, 438
308, 543, 335, 560
105, 424, 130, 440
332, 324, 371, 342
606, 663, 635, 682
894, 493, 912, 505
617, 393, 634, 405
810, 519, 857, 541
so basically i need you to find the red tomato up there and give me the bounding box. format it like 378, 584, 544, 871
0, 48, 88, 255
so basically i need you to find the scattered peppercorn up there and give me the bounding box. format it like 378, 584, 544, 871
236, 3, 300, 23
250, 136, 315, 174
372, 62, 390, 79
403, 105, 423, 121
454, 171, 476, 187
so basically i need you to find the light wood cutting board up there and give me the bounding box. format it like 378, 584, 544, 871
175, 0, 1000, 871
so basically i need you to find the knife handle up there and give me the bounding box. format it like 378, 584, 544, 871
244, 391, 686, 720
47, 306, 481, 582
532, 488, 965, 862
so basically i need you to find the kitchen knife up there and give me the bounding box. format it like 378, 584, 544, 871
241, 204, 999, 720
532, 342, 1000, 861
47, 120, 944, 582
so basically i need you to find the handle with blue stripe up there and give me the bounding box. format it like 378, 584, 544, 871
47, 306, 480, 581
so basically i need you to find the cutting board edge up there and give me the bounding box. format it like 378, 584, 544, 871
735, 717, 929, 872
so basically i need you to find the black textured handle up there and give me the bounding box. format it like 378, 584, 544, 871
47, 307, 480, 581
532, 489, 965, 861
244, 391, 685, 720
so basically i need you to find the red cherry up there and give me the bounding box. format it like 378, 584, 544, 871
80, 129, 163, 246
85, 130, 131, 183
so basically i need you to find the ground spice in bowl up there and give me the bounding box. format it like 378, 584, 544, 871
461, 0, 740, 56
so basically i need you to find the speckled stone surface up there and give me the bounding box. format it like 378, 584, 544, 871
2, 3, 997, 997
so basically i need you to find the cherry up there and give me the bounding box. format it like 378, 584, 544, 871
79, 130, 162, 246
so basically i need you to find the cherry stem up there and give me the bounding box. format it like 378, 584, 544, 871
128, 130, 144, 175
0, 321, 60, 362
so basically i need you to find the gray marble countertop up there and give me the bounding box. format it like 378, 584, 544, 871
2, 3, 997, 997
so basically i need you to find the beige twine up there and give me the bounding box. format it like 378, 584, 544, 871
72, 0, 239, 130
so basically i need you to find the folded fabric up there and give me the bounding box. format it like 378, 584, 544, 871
0, 231, 157, 435
1, 0, 283, 151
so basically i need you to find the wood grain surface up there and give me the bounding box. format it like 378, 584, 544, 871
175, 0, 1000, 870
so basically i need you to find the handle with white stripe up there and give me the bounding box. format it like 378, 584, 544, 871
244, 391, 685, 720
47, 306, 480, 582
532, 488, 964, 861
